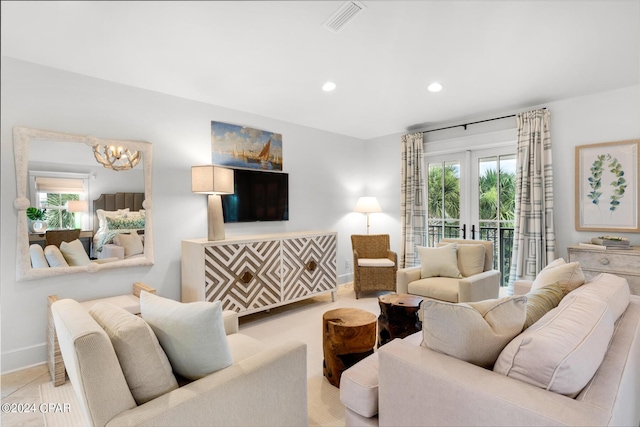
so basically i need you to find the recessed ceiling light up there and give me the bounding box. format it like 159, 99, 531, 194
322, 81, 337, 92
427, 82, 443, 92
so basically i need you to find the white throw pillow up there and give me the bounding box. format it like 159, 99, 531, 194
44, 245, 69, 267
89, 302, 178, 405
456, 244, 486, 277
531, 259, 585, 295
140, 291, 233, 380
30, 244, 49, 268
494, 294, 614, 397
422, 296, 527, 368
417, 243, 461, 279
59, 239, 92, 266
114, 232, 144, 258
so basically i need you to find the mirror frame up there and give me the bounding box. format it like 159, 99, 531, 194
13, 126, 154, 281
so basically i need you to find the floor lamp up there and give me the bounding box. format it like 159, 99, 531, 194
353, 196, 381, 235
191, 165, 235, 241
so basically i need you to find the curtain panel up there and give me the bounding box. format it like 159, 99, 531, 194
400, 132, 427, 268
508, 109, 556, 294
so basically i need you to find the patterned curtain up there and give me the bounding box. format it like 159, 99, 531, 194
507, 109, 556, 294
400, 132, 427, 268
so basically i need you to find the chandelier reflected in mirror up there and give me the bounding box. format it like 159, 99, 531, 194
93, 144, 141, 171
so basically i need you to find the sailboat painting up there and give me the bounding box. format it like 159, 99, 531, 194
211, 121, 283, 171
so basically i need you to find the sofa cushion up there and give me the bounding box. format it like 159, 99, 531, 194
408, 277, 460, 303
226, 333, 266, 363
566, 273, 630, 321
340, 353, 379, 418
523, 282, 564, 330
140, 291, 233, 380
456, 244, 486, 277
89, 302, 178, 405
113, 232, 144, 258
60, 239, 92, 266
29, 244, 49, 268
494, 294, 614, 397
531, 259, 585, 295
44, 245, 69, 267
417, 243, 461, 279
422, 296, 527, 368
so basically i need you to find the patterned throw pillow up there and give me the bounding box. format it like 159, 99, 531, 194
106, 216, 145, 230
523, 282, 564, 330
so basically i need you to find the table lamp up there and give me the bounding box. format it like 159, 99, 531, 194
353, 196, 381, 234
192, 165, 234, 241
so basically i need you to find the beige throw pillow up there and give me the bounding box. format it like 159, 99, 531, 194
140, 291, 233, 380
494, 294, 614, 397
422, 296, 527, 368
114, 232, 144, 258
523, 282, 564, 330
456, 244, 486, 277
89, 302, 178, 405
59, 239, 91, 266
418, 243, 461, 279
531, 259, 585, 295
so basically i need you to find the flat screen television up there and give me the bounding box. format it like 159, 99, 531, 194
221, 168, 289, 223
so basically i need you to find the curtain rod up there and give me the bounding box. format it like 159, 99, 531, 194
421, 108, 547, 134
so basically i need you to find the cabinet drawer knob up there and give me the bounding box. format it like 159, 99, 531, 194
306, 260, 317, 272
241, 271, 254, 284
599, 258, 610, 265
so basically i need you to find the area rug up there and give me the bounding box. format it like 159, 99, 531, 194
40, 375, 345, 427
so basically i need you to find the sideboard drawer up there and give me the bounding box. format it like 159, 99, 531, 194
568, 245, 640, 296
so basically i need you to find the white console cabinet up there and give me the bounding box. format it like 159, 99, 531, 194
181, 231, 337, 315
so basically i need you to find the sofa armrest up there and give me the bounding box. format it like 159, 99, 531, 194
458, 270, 500, 302
387, 250, 398, 268
222, 310, 239, 335
132, 282, 156, 298
377, 338, 610, 427
397, 266, 421, 294
99, 244, 124, 260
514, 280, 533, 295
107, 340, 308, 427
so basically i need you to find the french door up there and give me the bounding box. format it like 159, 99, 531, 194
426, 146, 516, 286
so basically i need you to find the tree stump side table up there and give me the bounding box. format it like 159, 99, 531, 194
322, 308, 377, 387
378, 293, 423, 347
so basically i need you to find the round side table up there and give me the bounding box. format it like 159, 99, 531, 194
378, 293, 423, 347
322, 308, 377, 387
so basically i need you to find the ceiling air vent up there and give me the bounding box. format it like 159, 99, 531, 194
322, 1, 366, 33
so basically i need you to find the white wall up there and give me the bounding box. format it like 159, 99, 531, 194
0, 58, 367, 373
364, 84, 640, 264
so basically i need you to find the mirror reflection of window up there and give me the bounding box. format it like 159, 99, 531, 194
28, 172, 91, 231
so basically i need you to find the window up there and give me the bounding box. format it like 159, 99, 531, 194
29, 172, 91, 230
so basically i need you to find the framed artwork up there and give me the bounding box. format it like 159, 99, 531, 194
575, 139, 639, 232
211, 121, 283, 171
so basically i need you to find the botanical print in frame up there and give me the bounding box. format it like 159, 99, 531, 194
575, 139, 639, 232
211, 121, 283, 171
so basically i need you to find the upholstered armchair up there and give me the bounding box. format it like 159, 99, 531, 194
397, 238, 500, 303
351, 234, 398, 299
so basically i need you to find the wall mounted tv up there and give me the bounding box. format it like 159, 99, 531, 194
221, 168, 289, 223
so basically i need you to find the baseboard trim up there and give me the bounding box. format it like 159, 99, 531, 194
1, 342, 47, 375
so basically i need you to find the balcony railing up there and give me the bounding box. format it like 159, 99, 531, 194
427, 225, 514, 287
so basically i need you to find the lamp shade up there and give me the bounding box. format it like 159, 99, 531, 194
353, 197, 382, 213
65, 200, 89, 213
191, 165, 234, 194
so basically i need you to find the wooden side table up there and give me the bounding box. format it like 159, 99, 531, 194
378, 293, 423, 347
322, 308, 377, 387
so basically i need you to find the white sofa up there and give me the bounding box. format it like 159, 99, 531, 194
52, 298, 308, 427
341, 273, 640, 426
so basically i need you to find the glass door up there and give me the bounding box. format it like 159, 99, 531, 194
426, 146, 516, 287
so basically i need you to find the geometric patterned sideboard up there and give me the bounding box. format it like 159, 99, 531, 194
181, 231, 337, 315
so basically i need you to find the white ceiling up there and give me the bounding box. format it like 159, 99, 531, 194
2, 1, 639, 140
